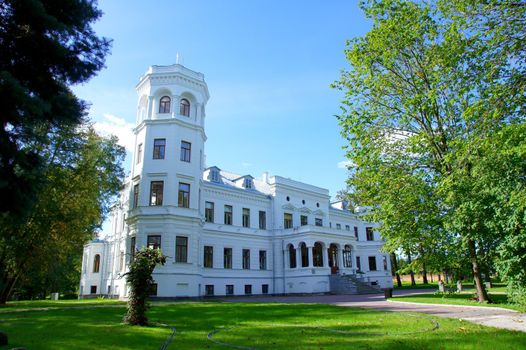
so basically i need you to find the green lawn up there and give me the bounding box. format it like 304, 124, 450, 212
0, 300, 525, 349
1, 298, 125, 310
391, 292, 526, 312
394, 281, 508, 293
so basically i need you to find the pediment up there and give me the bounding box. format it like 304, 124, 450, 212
299, 207, 312, 214
312, 209, 325, 216
281, 203, 296, 211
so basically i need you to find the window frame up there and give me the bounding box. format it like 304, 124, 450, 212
180, 141, 191, 162
368, 256, 377, 271
289, 244, 297, 268
259, 210, 266, 229
300, 215, 308, 226
366, 227, 374, 241
242, 249, 250, 269
133, 184, 139, 208
136, 143, 143, 164
224, 247, 232, 269
204, 245, 213, 268
259, 250, 267, 270
284, 212, 293, 229
149, 181, 164, 206
180, 98, 190, 116
242, 208, 250, 228
147, 235, 162, 250
153, 138, 166, 159
178, 182, 190, 208
224, 205, 233, 225
175, 236, 188, 263
205, 201, 214, 223
93, 254, 100, 273
159, 96, 171, 114
315, 218, 323, 227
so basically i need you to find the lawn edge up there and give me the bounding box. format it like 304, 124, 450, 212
386, 299, 520, 313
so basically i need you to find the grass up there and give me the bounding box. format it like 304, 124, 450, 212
0, 300, 525, 349
391, 292, 526, 312
394, 281, 508, 293
1, 298, 125, 310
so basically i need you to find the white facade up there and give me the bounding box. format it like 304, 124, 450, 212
79, 64, 393, 298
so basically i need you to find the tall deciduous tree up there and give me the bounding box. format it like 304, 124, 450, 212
0, 127, 125, 303
0, 0, 111, 216
335, 0, 525, 302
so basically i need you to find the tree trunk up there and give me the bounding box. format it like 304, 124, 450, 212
390, 253, 402, 287
0, 274, 18, 304
407, 252, 416, 286
422, 262, 428, 284
467, 239, 490, 303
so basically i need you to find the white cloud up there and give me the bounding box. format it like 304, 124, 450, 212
337, 160, 355, 169
93, 114, 135, 151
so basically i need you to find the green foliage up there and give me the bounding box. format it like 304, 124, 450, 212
123, 248, 166, 326
0, 127, 125, 302
0, 0, 111, 216
335, 0, 526, 304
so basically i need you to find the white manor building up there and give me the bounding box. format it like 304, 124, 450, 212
79, 64, 393, 298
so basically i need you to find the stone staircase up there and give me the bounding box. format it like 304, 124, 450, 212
329, 274, 382, 295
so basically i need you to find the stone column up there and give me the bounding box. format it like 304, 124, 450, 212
308, 246, 313, 268
195, 102, 202, 123
338, 247, 344, 269
296, 247, 301, 268
172, 94, 180, 117
322, 245, 329, 268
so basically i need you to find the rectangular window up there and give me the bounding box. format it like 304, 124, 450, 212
343, 248, 352, 268
336, 223, 341, 230
204, 246, 213, 268
130, 236, 136, 262
180, 141, 191, 162
224, 248, 232, 269
178, 182, 190, 208
149, 181, 164, 206
149, 283, 158, 296
284, 213, 293, 229
147, 235, 161, 250
368, 256, 377, 271
153, 138, 166, 159
175, 236, 188, 263
354, 226, 359, 240
244, 284, 252, 295
259, 250, 267, 270
242, 208, 250, 228
315, 218, 323, 226
345, 225, 350, 231
259, 211, 266, 229
205, 201, 214, 223
262, 284, 269, 294
366, 227, 374, 241
356, 256, 361, 271
90, 285, 97, 294
205, 285, 214, 296
242, 249, 250, 269
136, 143, 142, 164
226, 284, 234, 295
224, 205, 233, 225
133, 184, 139, 208
383, 256, 388, 271
300, 215, 308, 226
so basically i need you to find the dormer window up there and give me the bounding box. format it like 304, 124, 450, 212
180, 98, 190, 117
243, 178, 253, 189
159, 96, 171, 113
210, 169, 219, 182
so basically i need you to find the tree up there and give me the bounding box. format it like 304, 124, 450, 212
334, 0, 525, 302
0, 0, 111, 217
123, 248, 166, 326
0, 127, 125, 303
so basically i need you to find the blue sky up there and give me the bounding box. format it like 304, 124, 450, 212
73, 1, 371, 234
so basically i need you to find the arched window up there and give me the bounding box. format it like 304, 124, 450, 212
313, 242, 323, 267
343, 245, 352, 268
180, 98, 190, 116
159, 96, 171, 113
93, 254, 100, 273
288, 244, 296, 268
300, 242, 309, 267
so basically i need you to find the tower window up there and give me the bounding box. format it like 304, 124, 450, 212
366, 227, 374, 241
243, 178, 252, 189
149, 181, 164, 206
159, 96, 171, 113
93, 254, 100, 273
284, 213, 293, 229
300, 215, 308, 226
315, 218, 323, 227
180, 141, 191, 162
133, 184, 139, 208
180, 98, 190, 116
178, 183, 190, 208
210, 169, 220, 182
153, 139, 166, 159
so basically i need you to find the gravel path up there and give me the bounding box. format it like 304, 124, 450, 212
222, 289, 526, 333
